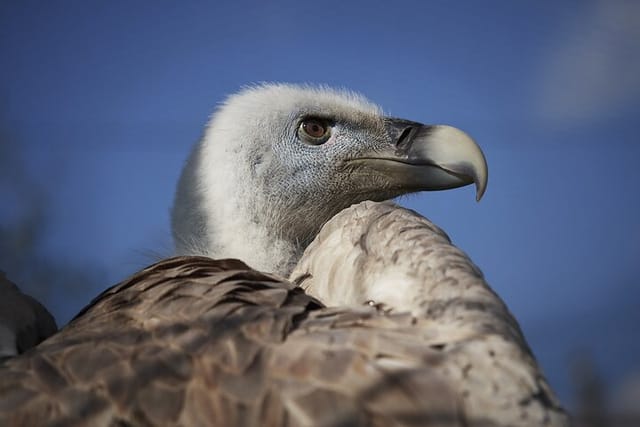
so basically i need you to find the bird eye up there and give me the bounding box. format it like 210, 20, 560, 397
299, 118, 331, 144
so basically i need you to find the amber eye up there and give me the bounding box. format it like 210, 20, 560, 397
299, 118, 331, 144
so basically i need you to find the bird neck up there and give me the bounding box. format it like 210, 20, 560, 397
215, 211, 302, 275
172, 149, 304, 276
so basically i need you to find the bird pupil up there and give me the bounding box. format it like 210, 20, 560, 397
304, 120, 325, 137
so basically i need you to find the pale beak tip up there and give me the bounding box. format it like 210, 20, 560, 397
475, 170, 488, 202
475, 184, 486, 202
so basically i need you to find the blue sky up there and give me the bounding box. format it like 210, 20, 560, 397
1, 0, 639, 408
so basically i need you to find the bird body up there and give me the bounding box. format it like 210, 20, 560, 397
0, 84, 567, 425
0, 202, 567, 426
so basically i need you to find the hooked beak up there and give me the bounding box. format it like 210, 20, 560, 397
350, 118, 488, 201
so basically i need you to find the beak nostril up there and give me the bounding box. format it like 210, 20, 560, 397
395, 126, 415, 150
384, 117, 425, 152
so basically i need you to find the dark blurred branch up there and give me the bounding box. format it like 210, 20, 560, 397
571, 352, 606, 427
570, 351, 640, 427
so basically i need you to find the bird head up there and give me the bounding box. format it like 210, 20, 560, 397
172, 83, 487, 274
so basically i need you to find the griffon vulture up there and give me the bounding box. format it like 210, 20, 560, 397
0, 84, 568, 426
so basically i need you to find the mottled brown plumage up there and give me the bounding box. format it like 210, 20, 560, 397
0, 203, 568, 426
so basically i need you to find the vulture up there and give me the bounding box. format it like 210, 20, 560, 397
0, 84, 568, 426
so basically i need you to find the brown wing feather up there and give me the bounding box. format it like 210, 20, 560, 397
0, 202, 569, 426
0, 257, 463, 426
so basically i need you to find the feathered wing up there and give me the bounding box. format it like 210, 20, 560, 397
292, 201, 569, 426
0, 257, 461, 426
0, 203, 568, 427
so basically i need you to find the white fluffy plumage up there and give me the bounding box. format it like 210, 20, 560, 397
172, 83, 487, 275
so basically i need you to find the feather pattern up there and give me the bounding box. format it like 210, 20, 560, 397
0, 202, 568, 426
